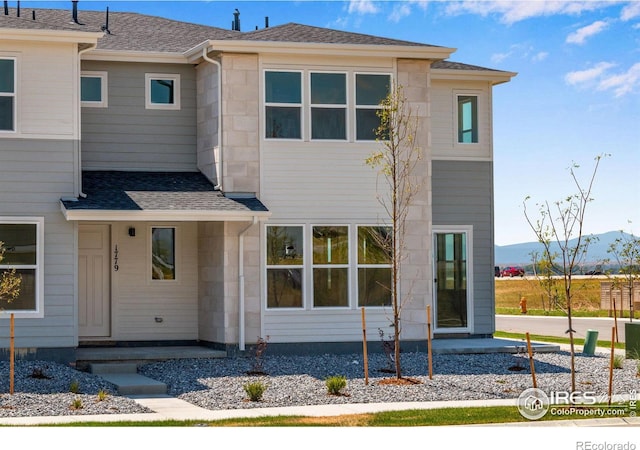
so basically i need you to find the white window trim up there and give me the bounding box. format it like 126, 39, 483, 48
432, 224, 474, 334
0, 217, 44, 319
308, 71, 348, 142
453, 90, 481, 147
0, 55, 17, 134
145, 73, 181, 110
311, 224, 350, 310
81, 71, 108, 108
265, 224, 305, 310
264, 70, 304, 141
354, 72, 393, 142
150, 226, 178, 282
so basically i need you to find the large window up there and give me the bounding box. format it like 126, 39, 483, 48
81, 71, 108, 108
312, 226, 349, 307
357, 226, 392, 307
265, 71, 302, 139
355, 74, 390, 141
0, 58, 16, 132
310, 73, 346, 140
266, 226, 304, 308
151, 227, 175, 280
146, 73, 180, 110
457, 95, 478, 143
0, 219, 43, 316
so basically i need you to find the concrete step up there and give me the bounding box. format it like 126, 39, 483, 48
90, 363, 138, 375
99, 372, 167, 396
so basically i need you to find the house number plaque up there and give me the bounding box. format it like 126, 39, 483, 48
113, 245, 119, 272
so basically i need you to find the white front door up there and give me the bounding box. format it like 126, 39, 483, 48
79, 224, 111, 338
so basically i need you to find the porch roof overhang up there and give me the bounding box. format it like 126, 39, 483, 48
60, 171, 270, 222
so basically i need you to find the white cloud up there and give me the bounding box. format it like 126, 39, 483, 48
491, 51, 512, 63
598, 63, 640, 97
532, 51, 549, 62
621, 2, 640, 21
347, 0, 380, 15
566, 20, 609, 44
565, 62, 616, 85
442, 1, 614, 25
389, 3, 412, 22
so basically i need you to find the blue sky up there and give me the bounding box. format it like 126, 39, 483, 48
22, 0, 640, 245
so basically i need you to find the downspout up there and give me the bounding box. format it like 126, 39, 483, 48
238, 216, 258, 352
76, 43, 97, 198
201, 47, 223, 191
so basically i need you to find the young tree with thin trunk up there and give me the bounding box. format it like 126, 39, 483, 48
523, 154, 605, 392
365, 83, 422, 379
0, 242, 22, 309
607, 230, 640, 321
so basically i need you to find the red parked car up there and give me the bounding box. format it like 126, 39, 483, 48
501, 266, 525, 277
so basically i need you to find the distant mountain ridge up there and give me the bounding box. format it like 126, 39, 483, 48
495, 231, 635, 266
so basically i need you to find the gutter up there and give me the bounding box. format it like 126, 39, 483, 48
201, 47, 223, 191
76, 42, 98, 199
238, 216, 258, 352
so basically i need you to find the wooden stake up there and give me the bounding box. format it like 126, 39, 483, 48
361, 308, 369, 386
525, 332, 537, 388
612, 295, 619, 343
608, 326, 615, 406
426, 305, 433, 380
10, 313, 15, 395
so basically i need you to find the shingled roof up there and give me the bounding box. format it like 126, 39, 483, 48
1, 7, 441, 53
61, 172, 269, 219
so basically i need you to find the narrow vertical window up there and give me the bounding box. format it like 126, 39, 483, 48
457, 95, 478, 143
355, 74, 390, 141
357, 226, 392, 307
312, 226, 349, 307
0, 58, 16, 131
145, 73, 180, 110
151, 227, 175, 280
265, 71, 302, 139
266, 226, 304, 308
310, 72, 346, 140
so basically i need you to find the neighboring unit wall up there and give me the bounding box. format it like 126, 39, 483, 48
432, 160, 495, 335
196, 61, 220, 185
80, 61, 198, 171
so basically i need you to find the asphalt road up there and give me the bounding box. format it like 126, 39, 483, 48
495, 314, 634, 343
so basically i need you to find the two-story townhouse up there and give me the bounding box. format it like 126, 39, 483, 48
0, 4, 515, 363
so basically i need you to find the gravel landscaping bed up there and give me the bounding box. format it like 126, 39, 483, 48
1, 350, 637, 418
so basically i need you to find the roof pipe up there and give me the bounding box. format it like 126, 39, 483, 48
238, 216, 258, 352
76, 42, 98, 199
201, 47, 223, 191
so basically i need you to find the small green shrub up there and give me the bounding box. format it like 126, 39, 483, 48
613, 354, 624, 369
325, 375, 347, 396
69, 379, 80, 394
243, 381, 267, 402
97, 389, 108, 402
70, 398, 83, 410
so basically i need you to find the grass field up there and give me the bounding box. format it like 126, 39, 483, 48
495, 277, 638, 318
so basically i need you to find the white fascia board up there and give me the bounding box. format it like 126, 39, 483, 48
60, 205, 271, 222
431, 68, 517, 85
184, 39, 455, 62
82, 49, 188, 64
0, 28, 103, 43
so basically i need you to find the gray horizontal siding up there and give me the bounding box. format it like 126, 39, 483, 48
81, 61, 198, 171
432, 160, 495, 334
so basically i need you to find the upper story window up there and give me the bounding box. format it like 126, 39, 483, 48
81, 71, 108, 108
355, 73, 390, 141
265, 71, 302, 139
145, 73, 180, 110
310, 72, 346, 140
457, 95, 478, 143
0, 218, 44, 317
0, 58, 16, 132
